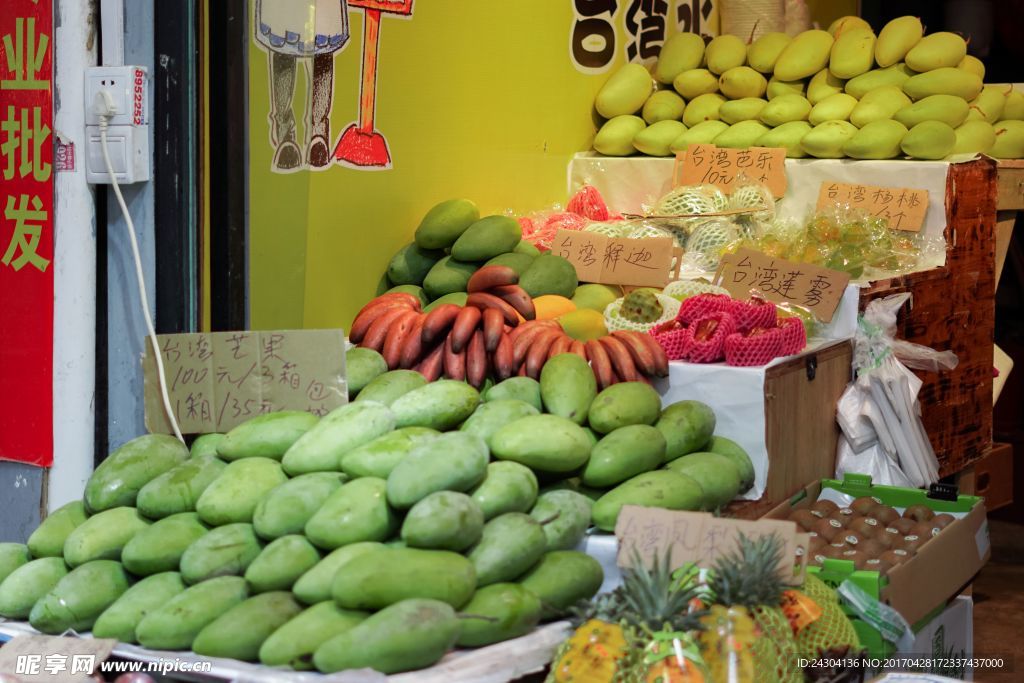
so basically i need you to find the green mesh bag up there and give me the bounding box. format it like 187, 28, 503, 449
623, 223, 674, 240
584, 221, 627, 238
794, 574, 861, 659
687, 219, 739, 270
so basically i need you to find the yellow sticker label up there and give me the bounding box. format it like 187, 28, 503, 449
781, 590, 824, 634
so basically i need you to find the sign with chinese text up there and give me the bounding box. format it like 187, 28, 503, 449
675, 143, 787, 197
0, 2, 54, 466
554, 229, 675, 287
142, 330, 347, 435
615, 506, 808, 584
0, 634, 115, 683
714, 248, 850, 323
816, 181, 929, 232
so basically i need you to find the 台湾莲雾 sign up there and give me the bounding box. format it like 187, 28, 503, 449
0, 3, 55, 467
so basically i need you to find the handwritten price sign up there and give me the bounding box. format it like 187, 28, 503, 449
817, 181, 929, 232
554, 229, 676, 288
675, 144, 787, 196
142, 329, 347, 434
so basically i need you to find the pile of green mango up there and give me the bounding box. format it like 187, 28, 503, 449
381, 198, 578, 307
593, 15, 1024, 160
0, 352, 752, 676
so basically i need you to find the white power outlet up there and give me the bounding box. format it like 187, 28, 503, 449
85, 65, 150, 184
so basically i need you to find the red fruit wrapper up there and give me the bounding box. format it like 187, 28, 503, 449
779, 316, 807, 355
523, 211, 588, 251
683, 311, 737, 363
677, 293, 734, 325
724, 328, 785, 367
567, 184, 612, 221
650, 327, 692, 361
729, 298, 778, 333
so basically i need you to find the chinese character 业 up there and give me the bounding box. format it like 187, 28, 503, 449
2, 193, 50, 272
2, 17, 49, 90
1, 105, 51, 181
625, 0, 669, 62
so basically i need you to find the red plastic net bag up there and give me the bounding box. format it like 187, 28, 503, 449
683, 312, 737, 363
567, 185, 612, 221
677, 294, 734, 325
524, 211, 588, 251
650, 322, 691, 361
779, 317, 807, 355
729, 298, 778, 333
724, 328, 785, 366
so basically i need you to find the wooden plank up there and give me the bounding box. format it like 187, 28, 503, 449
996, 210, 1017, 286
997, 161, 1024, 211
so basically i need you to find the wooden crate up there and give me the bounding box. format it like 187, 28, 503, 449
859, 157, 997, 477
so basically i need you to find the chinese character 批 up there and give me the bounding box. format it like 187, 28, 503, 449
1, 105, 51, 181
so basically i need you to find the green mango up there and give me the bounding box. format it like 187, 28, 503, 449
829, 27, 875, 79
259, 601, 369, 670
800, 120, 858, 158
807, 68, 845, 105
0, 558, 68, 618
895, 94, 969, 128
682, 93, 726, 128
217, 411, 319, 461
673, 68, 719, 99
390, 379, 481, 431
414, 198, 480, 250
461, 399, 540, 447
26, 500, 87, 558
718, 66, 767, 100
767, 77, 807, 99
849, 85, 912, 127
63, 506, 150, 567
386, 432, 489, 509
655, 32, 705, 84
332, 547, 476, 610
485, 251, 536, 276
386, 242, 444, 286
901, 120, 957, 160
530, 490, 592, 551
747, 32, 790, 74
572, 284, 622, 312
93, 572, 186, 643
905, 31, 967, 72
136, 576, 249, 650
704, 436, 756, 492
713, 120, 771, 148
245, 535, 322, 592
1001, 90, 1024, 120
875, 16, 923, 67
518, 551, 604, 617
583, 425, 666, 488
423, 256, 478, 299
345, 347, 388, 397
966, 86, 1008, 124
719, 97, 769, 124
293, 542, 386, 605
189, 433, 224, 458
30, 560, 129, 634
519, 253, 579, 299
196, 456, 287, 525
424, 292, 469, 311
593, 115, 646, 156
85, 434, 188, 512
990, 121, 1024, 159
705, 34, 746, 75
305, 477, 397, 549
827, 16, 871, 35
401, 491, 485, 551
656, 400, 716, 461
592, 470, 703, 531
340, 426, 440, 479
484, 377, 542, 411
642, 90, 686, 124
633, 120, 688, 156
666, 452, 742, 509
313, 599, 459, 674
514, 240, 541, 256
193, 591, 303, 661
845, 63, 915, 99
808, 93, 858, 125
902, 68, 982, 101
958, 54, 985, 79
0, 544, 30, 585
122, 512, 209, 575
452, 215, 523, 262
136, 455, 227, 519
490, 414, 593, 473
758, 93, 810, 126
755, 120, 812, 158
457, 583, 542, 647
282, 401, 396, 475
179, 523, 263, 584
951, 120, 997, 155
843, 119, 908, 159
774, 30, 833, 81
671, 120, 730, 152
252, 472, 345, 539
588, 382, 661, 434
467, 512, 546, 586
595, 63, 654, 118
470, 461, 539, 520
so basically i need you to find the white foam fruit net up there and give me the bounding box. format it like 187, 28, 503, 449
663, 279, 729, 301
603, 293, 681, 333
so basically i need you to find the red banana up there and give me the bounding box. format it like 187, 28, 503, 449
360, 306, 412, 353
493, 332, 515, 380
381, 310, 420, 370
482, 308, 505, 354
611, 331, 658, 378
585, 339, 615, 390
350, 298, 415, 343
489, 284, 536, 321
633, 331, 669, 377
569, 340, 587, 359
512, 323, 553, 368
467, 265, 519, 293
466, 292, 520, 326
399, 314, 428, 369
450, 306, 482, 354
466, 330, 488, 389
415, 341, 445, 382
525, 329, 560, 379
547, 334, 573, 360
600, 335, 641, 382
443, 335, 467, 381
421, 304, 462, 346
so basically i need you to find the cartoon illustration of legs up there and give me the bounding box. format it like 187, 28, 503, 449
307, 53, 335, 168
269, 52, 302, 171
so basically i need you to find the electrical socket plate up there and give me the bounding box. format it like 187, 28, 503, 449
84, 65, 150, 184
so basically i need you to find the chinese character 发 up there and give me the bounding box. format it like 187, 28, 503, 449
603, 242, 624, 271
804, 275, 832, 307
2, 17, 49, 90
2, 106, 51, 181
625, 0, 669, 61
2, 193, 50, 272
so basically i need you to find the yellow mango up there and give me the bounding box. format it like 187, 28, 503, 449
719, 66, 767, 99
965, 86, 1008, 124
843, 120, 908, 159
849, 85, 911, 127
807, 68, 845, 105
905, 32, 967, 72
900, 121, 956, 160
682, 93, 726, 127
634, 120, 688, 157
950, 120, 996, 155
957, 55, 985, 80
712, 120, 771, 149
747, 32, 790, 74
642, 90, 687, 124
800, 120, 858, 158
827, 16, 871, 36
759, 94, 811, 126
1001, 90, 1024, 121
596, 64, 655, 118
894, 94, 969, 128
705, 35, 747, 75
670, 120, 730, 152
875, 16, 923, 67
593, 116, 646, 156
991, 121, 1024, 159
903, 68, 982, 101
809, 93, 858, 125
767, 76, 806, 99
719, 97, 768, 124
829, 27, 876, 79
755, 121, 812, 158
774, 30, 834, 81
673, 69, 719, 99
845, 63, 916, 98
655, 33, 706, 85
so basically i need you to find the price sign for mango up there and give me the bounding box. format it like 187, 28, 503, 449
715, 248, 850, 322
817, 181, 929, 232
675, 143, 787, 197
554, 229, 674, 288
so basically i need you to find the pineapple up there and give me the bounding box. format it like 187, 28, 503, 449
700, 533, 803, 683
549, 551, 706, 683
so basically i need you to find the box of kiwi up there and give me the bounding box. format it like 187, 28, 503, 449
764, 473, 988, 632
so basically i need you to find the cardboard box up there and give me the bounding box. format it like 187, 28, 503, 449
959, 443, 1014, 512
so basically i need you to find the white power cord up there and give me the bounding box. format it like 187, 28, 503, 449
95, 91, 185, 444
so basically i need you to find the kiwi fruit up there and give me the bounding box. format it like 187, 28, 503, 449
901, 534, 926, 554
849, 516, 880, 537
828, 507, 856, 526
879, 548, 910, 566
839, 530, 867, 547
859, 539, 886, 558
812, 517, 844, 542
841, 549, 869, 569
903, 504, 935, 522
870, 505, 899, 525
911, 520, 942, 539
931, 513, 956, 529
851, 496, 882, 515
810, 499, 839, 517
890, 517, 917, 535
864, 557, 893, 575
878, 527, 901, 549
808, 534, 827, 554
790, 508, 820, 531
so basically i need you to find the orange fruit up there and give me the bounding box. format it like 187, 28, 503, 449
534, 295, 577, 320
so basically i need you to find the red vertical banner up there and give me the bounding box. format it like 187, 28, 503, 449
0, 2, 55, 466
